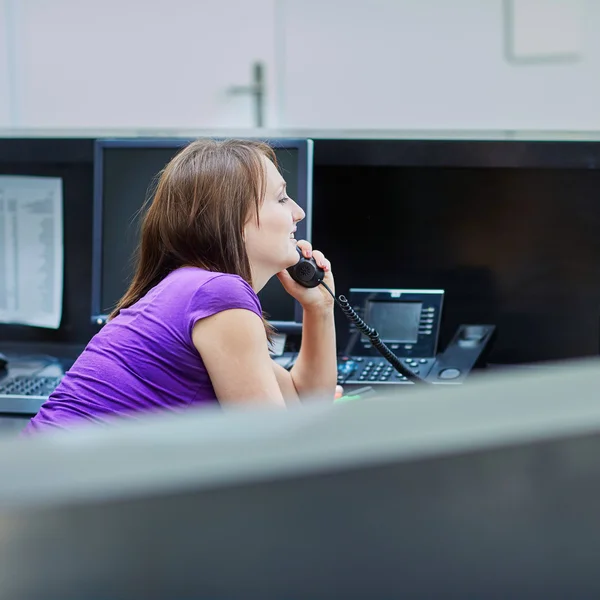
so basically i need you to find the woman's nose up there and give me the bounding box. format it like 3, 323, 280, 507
293, 202, 306, 222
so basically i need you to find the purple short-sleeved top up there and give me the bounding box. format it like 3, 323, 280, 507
23, 267, 262, 433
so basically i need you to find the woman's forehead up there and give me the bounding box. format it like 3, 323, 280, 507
264, 157, 285, 189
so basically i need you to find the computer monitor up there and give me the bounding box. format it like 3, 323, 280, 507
312, 163, 600, 365
91, 138, 313, 333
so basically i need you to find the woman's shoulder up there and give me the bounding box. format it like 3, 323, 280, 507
112, 266, 262, 342
161, 268, 261, 316
164, 267, 255, 296
166, 267, 263, 329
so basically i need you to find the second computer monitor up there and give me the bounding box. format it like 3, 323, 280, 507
92, 137, 313, 333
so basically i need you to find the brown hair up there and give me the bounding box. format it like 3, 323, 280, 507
109, 138, 277, 337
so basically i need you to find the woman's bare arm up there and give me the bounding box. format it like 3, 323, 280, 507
193, 309, 285, 407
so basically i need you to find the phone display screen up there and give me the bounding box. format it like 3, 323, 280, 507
365, 301, 422, 343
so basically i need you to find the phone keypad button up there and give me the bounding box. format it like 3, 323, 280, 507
338, 356, 433, 384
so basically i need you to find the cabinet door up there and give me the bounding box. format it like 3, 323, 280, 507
0, 0, 12, 128
11, 0, 277, 129
278, 0, 599, 131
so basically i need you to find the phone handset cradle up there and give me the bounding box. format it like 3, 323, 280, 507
287, 248, 427, 384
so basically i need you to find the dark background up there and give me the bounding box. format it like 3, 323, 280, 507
3, 137, 600, 365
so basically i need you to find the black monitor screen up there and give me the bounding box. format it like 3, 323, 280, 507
365, 301, 422, 343
93, 139, 313, 331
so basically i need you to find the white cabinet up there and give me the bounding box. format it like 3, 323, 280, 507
277, 0, 600, 131
10, 0, 278, 129
0, 0, 12, 128
9, 0, 600, 132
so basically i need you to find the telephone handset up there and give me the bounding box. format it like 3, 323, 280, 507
287, 248, 325, 288
287, 249, 426, 384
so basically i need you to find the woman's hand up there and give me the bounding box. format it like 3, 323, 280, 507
276, 240, 335, 312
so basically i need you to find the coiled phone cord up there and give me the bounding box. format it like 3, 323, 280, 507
318, 280, 427, 384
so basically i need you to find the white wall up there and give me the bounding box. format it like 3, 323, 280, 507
277, 0, 600, 131
0, 0, 12, 127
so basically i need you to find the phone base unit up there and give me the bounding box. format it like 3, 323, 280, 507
337, 288, 495, 386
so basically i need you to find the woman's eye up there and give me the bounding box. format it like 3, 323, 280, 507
278, 196, 290, 204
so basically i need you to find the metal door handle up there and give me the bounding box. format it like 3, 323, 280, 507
228, 61, 265, 128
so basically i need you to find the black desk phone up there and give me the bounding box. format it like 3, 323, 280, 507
288, 249, 495, 386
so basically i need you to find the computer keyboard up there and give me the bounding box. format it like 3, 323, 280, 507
0, 375, 62, 400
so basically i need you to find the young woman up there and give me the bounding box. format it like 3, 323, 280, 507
24, 139, 337, 433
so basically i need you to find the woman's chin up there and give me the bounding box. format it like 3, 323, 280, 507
286, 246, 301, 267
264, 245, 300, 275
